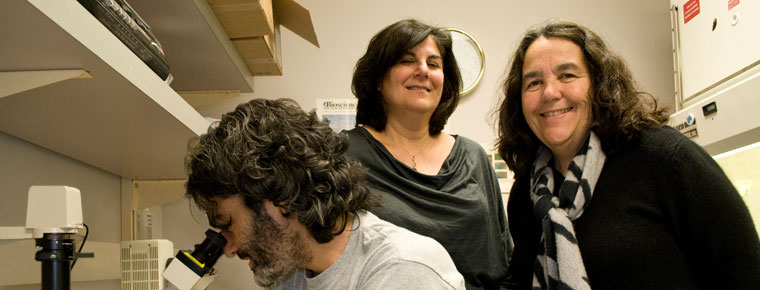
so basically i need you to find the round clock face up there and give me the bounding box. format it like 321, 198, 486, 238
447, 28, 484, 96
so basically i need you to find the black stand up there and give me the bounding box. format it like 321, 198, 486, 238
35, 233, 74, 290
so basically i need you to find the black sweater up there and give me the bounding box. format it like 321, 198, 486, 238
507, 126, 760, 289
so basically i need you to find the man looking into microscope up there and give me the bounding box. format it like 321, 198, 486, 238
184, 98, 464, 290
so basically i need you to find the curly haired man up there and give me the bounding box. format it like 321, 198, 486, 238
184, 98, 464, 290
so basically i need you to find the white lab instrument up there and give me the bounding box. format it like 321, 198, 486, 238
120, 239, 174, 290
25, 186, 84, 238
120, 230, 226, 290
0, 186, 91, 290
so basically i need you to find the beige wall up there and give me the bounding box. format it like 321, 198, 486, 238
0, 132, 121, 242
195, 0, 675, 148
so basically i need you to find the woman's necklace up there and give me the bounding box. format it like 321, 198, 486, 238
389, 134, 432, 171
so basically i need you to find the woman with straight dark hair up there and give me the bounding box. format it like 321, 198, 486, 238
498, 19, 760, 289
344, 19, 512, 290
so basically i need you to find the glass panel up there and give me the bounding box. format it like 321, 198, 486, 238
714, 141, 760, 237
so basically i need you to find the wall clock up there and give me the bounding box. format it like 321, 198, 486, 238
447, 28, 485, 96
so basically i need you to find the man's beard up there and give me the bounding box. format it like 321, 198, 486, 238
238, 208, 311, 287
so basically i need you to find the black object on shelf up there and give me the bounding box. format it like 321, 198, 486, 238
77, 0, 171, 81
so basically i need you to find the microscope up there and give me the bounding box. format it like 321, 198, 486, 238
162, 229, 227, 290
1, 186, 227, 290
120, 229, 226, 290
0, 186, 93, 290
120, 217, 226, 290
28, 186, 95, 290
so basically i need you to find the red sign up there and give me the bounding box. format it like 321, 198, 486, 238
728, 0, 740, 10
684, 0, 700, 24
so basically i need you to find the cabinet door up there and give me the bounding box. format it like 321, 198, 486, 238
673, 0, 760, 102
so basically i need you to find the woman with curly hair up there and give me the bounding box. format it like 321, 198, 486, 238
185, 98, 465, 289
497, 20, 760, 289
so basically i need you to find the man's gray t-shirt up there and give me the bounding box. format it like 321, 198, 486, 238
275, 211, 464, 290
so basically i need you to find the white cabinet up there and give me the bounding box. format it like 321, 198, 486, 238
671, 0, 760, 107
0, 0, 248, 180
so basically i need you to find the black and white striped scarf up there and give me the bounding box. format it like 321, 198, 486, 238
530, 132, 605, 290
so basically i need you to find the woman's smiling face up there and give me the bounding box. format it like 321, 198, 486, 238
521, 36, 593, 159
380, 35, 445, 116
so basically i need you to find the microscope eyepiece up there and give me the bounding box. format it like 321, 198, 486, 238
190, 230, 227, 273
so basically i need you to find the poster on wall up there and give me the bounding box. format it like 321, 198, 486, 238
316, 98, 357, 132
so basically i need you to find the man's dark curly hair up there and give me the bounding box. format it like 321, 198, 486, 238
496, 20, 669, 177
185, 98, 375, 243
352, 18, 462, 135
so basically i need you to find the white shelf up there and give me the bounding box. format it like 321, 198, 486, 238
127, 0, 254, 93
0, 0, 212, 179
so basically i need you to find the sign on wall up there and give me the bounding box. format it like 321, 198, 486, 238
316, 98, 357, 132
